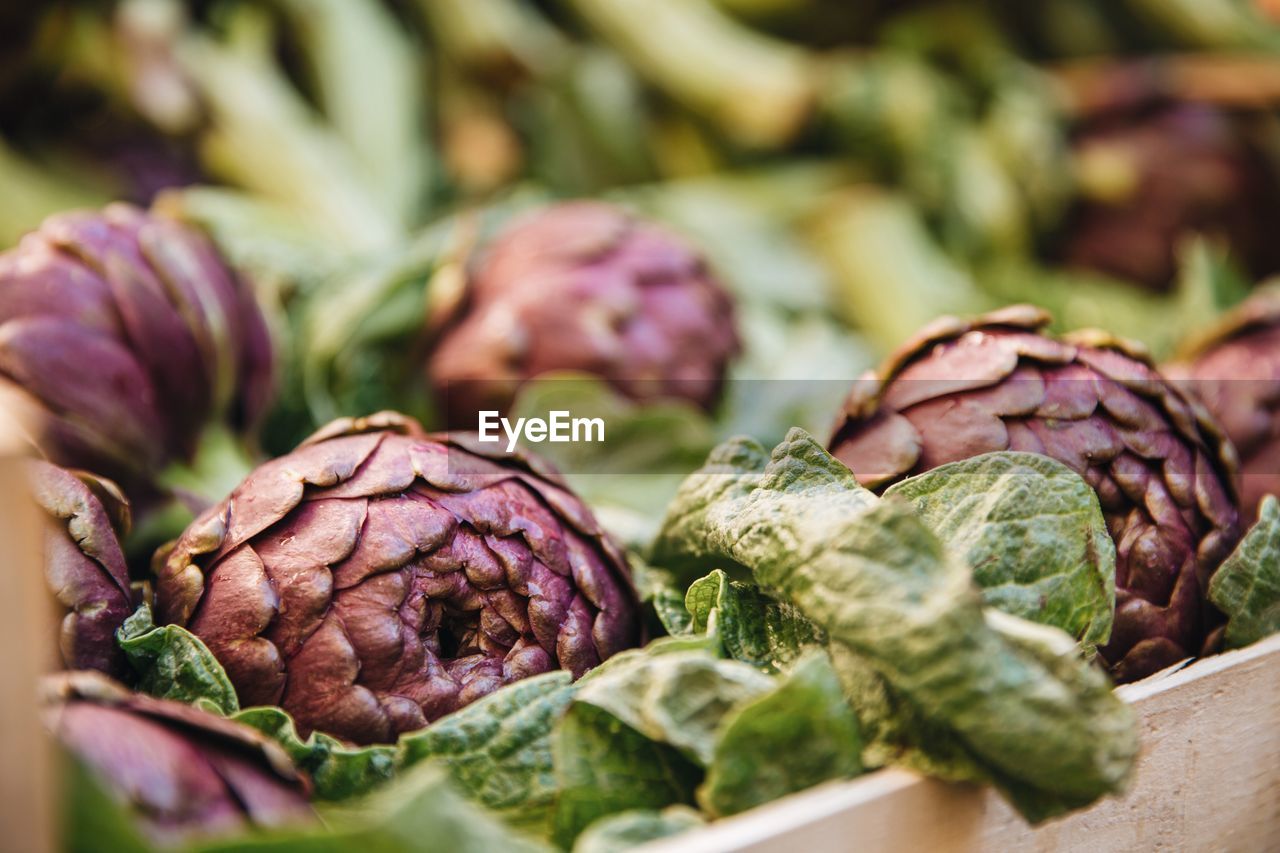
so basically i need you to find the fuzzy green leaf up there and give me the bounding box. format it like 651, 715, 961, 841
231, 707, 396, 801
571, 806, 705, 853
885, 451, 1116, 651
551, 704, 702, 848
699, 650, 862, 817
684, 569, 825, 670
399, 671, 576, 834
1209, 495, 1280, 649
117, 602, 240, 716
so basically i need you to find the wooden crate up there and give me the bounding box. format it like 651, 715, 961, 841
0, 412, 54, 851
648, 635, 1280, 853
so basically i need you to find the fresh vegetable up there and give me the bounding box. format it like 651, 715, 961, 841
827, 305, 1240, 682
651, 428, 1139, 821
0, 203, 274, 508
29, 460, 135, 678
154, 411, 641, 744
1208, 495, 1280, 650
1168, 286, 1280, 520
44, 671, 314, 846
427, 201, 740, 426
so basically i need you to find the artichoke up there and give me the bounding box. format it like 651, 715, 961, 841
1059, 101, 1280, 290
0, 203, 273, 505
45, 671, 313, 845
155, 412, 641, 744
1167, 289, 1280, 521
428, 201, 739, 426
30, 460, 135, 678
828, 305, 1240, 682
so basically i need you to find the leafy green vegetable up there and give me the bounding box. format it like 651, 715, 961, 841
1209, 495, 1280, 650
652, 429, 1138, 822
572, 650, 773, 766
885, 452, 1116, 650
117, 602, 240, 716
552, 703, 702, 848
231, 707, 396, 801
553, 648, 773, 844
399, 671, 577, 834
684, 569, 825, 670
699, 650, 862, 817
572, 807, 705, 853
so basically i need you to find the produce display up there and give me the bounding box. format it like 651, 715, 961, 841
4, 1, 1280, 852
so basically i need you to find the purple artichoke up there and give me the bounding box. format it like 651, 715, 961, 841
428, 201, 739, 426
1167, 290, 1280, 521
828, 305, 1240, 683
30, 460, 135, 678
155, 411, 641, 744
0, 203, 273, 505
45, 671, 313, 846
1059, 102, 1280, 290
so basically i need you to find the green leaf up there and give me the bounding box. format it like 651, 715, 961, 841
194, 763, 549, 853
231, 707, 396, 801
117, 602, 240, 716
884, 452, 1116, 651
1209, 495, 1280, 649
571, 806, 705, 853
60, 751, 153, 853
683, 569, 825, 670
399, 671, 576, 834
653, 429, 1139, 823
628, 555, 694, 637
551, 703, 702, 848
829, 644, 983, 781
572, 650, 773, 767
551, 647, 771, 845
699, 650, 862, 817
273, 0, 430, 227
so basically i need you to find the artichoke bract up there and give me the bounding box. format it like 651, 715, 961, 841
29, 461, 135, 678
1060, 102, 1280, 290
45, 672, 313, 845
0, 203, 273, 505
828, 305, 1240, 682
1168, 290, 1280, 521
428, 201, 739, 426
155, 411, 641, 744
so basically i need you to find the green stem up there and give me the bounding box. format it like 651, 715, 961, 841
562, 0, 821, 148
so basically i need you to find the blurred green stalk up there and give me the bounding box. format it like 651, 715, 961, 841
562, 0, 822, 148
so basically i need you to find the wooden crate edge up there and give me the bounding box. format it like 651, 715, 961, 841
0, 413, 54, 852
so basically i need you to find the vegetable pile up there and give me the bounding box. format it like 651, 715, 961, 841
7, 2, 1280, 852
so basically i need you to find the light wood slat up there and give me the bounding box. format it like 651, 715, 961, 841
646, 634, 1280, 853
0, 413, 54, 852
